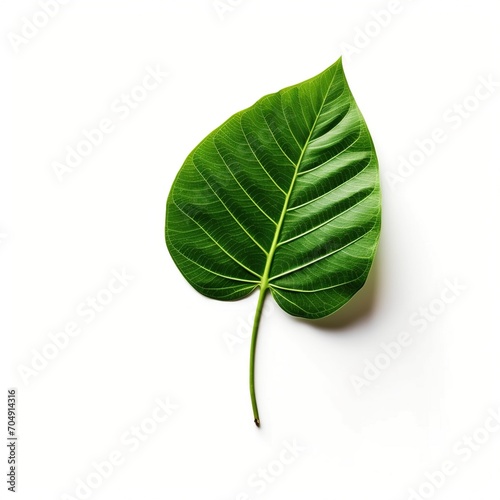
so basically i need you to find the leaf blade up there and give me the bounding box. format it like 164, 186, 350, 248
166, 57, 381, 316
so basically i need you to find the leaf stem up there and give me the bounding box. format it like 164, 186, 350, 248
250, 284, 268, 427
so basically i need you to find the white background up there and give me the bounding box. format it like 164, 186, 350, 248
2, 0, 500, 499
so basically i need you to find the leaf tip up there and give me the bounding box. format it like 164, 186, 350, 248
254, 418, 260, 428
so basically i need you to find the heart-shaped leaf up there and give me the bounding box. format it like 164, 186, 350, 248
165, 58, 381, 425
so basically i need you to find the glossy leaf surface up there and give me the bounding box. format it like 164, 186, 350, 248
166, 58, 380, 318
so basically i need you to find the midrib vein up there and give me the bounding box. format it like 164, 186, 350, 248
260, 75, 336, 291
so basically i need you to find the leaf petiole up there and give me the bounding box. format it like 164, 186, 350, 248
249, 284, 268, 427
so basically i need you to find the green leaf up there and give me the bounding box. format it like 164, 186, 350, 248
165, 57, 381, 425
